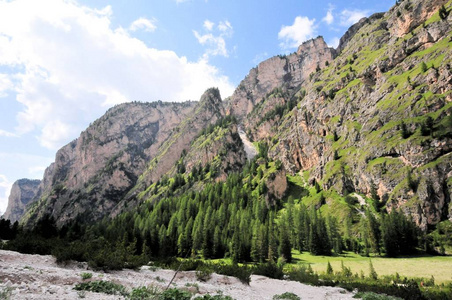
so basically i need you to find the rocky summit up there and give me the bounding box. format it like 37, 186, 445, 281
3, 0, 452, 232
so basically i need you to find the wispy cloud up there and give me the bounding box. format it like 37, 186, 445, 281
322, 4, 335, 25
129, 17, 157, 32
0, 174, 12, 216
218, 21, 232, 34
194, 20, 234, 60
340, 9, 369, 26
278, 16, 317, 50
0, 129, 18, 137
203, 20, 214, 31
252, 52, 269, 65
328, 37, 340, 48
0, 0, 234, 150
0, 74, 13, 97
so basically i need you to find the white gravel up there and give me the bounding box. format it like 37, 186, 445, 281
0, 249, 356, 299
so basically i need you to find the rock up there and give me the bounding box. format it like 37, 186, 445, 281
2, 179, 41, 223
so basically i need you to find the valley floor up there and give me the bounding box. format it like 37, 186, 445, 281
0, 249, 355, 299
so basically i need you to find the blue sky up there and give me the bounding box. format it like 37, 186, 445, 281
0, 0, 394, 214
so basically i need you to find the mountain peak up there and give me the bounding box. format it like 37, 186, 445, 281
296, 36, 334, 56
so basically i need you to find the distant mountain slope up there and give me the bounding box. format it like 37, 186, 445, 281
21, 101, 196, 226
2, 179, 40, 223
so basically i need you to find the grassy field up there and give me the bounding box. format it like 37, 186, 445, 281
289, 250, 452, 284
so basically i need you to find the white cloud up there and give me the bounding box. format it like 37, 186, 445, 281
203, 20, 214, 31
0, 73, 13, 97
129, 17, 157, 32
278, 16, 317, 50
0, 129, 18, 137
0, 0, 235, 150
218, 21, 232, 34
322, 5, 334, 25
323, 11, 334, 25
340, 9, 369, 27
252, 52, 269, 65
0, 152, 54, 179
194, 31, 228, 58
328, 37, 340, 48
194, 20, 233, 59
0, 174, 12, 216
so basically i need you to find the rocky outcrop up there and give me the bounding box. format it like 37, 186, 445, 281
2, 179, 41, 223
336, 13, 385, 54
226, 36, 336, 121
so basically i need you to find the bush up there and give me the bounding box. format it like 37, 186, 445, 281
273, 292, 301, 300
400, 121, 411, 139
253, 261, 284, 279
73, 280, 128, 297
439, 5, 449, 20
353, 291, 402, 299
130, 285, 161, 299
215, 263, 251, 284
194, 293, 234, 300
159, 288, 192, 300
421, 62, 428, 73
196, 267, 212, 282
80, 272, 93, 280
0, 286, 13, 300
286, 264, 319, 286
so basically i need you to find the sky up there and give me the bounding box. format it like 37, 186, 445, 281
0, 0, 395, 215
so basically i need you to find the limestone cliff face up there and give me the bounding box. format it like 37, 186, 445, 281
22, 101, 196, 226
2, 179, 41, 223
119, 88, 231, 209
226, 36, 336, 121
233, 0, 452, 229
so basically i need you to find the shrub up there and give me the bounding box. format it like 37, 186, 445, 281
215, 263, 251, 284
253, 261, 284, 279
194, 293, 234, 300
439, 5, 450, 20
130, 285, 160, 299
73, 280, 128, 297
286, 264, 319, 286
159, 288, 192, 300
353, 291, 402, 299
0, 286, 13, 300
273, 292, 301, 300
196, 267, 212, 282
400, 121, 411, 139
80, 272, 93, 280
421, 62, 428, 73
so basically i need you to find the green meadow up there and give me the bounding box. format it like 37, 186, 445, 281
289, 250, 452, 284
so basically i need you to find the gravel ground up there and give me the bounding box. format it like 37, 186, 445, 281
0, 249, 356, 299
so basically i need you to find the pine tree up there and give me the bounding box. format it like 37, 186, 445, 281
278, 224, 292, 263
326, 261, 333, 275
369, 259, 378, 280
365, 209, 381, 255
439, 5, 450, 20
